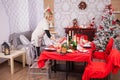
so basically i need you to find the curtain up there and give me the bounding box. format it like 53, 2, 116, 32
1, 0, 44, 34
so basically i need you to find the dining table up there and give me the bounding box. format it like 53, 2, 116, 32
38, 48, 93, 68
38, 47, 94, 80
37, 37, 96, 79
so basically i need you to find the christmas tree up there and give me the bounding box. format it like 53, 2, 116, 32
94, 4, 120, 50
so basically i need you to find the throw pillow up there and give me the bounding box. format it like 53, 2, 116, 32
20, 35, 30, 45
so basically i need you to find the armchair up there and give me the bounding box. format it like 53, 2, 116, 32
9, 31, 33, 64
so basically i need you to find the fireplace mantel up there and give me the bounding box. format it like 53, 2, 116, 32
64, 27, 96, 41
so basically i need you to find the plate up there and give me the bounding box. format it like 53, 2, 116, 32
79, 49, 88, 53
67, 49, 73, 53
83, 45, 91, 48
44, 48, 56, 51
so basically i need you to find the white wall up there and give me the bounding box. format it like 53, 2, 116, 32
0, 0, 10, 63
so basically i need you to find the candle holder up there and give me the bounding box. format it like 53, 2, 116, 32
1, 42, 10, 55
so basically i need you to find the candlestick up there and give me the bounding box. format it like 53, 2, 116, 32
67, 34, 69, 46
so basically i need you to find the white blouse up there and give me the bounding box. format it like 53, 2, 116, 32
31, 18, 49, 47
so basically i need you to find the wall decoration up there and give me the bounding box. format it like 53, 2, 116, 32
78, 1, 87, 10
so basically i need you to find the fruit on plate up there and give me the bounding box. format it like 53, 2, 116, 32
67, 49, 73, 53
61, 47, 67, 53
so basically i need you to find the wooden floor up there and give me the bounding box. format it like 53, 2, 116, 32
0, 61, 120, 80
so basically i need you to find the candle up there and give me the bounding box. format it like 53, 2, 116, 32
72, 30, 74, 38
69, 31, 71, 36
67, 34, 69, 46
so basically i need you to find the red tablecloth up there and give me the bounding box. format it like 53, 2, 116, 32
38, 49, 93, 68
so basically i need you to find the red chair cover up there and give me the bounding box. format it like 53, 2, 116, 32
93, 38, 114, 60
82, 48, 116, 80
109, 48, 120, 74
93, 51, 107, 60
105, 38, 114, 55
82, 62, 112, 80
90, 42, 96, 52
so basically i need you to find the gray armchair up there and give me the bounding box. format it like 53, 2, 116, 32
9, 31, 33, 65
9, 30, 47, 65
9, 31, 32, 49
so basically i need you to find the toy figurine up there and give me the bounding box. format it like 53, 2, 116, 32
73, 18, 78, 27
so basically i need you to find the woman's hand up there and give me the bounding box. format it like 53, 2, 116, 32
50, 36, 58, 43
50, 36, 55, 40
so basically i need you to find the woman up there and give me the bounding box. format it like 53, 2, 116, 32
31, 8, 55, 56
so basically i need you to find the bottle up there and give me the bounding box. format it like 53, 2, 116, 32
68, 31, 72, 43
67, 31, 72, 49
73, 35, 77, 50
66, 34, 69, 46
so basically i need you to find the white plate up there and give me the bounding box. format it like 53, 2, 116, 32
83, 44, 91, 48
67, 49, 73, 53
44, 48, 56, 51
79, 49, 88, 53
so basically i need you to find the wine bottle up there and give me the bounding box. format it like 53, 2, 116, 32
66, 34, 69, 46
68, 31, 72, 42
73, 35, 77, 50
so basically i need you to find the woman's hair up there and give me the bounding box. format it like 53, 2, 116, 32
44, 8, 53, 19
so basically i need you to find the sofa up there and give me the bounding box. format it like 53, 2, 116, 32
9, 31, 34, 65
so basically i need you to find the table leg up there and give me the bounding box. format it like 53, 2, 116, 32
8, 59, 10, 65
53, 60, 56, 73
66, 61, 70, 80
10, 58, 14, 74
22, 53, 25, 67
70, 61, 74, 71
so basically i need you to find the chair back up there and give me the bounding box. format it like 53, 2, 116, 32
82, 49, 114, 80
105, 49, 114, 74
105, 38, 114, 55
105, 48, 120, 75
108, 48, 120, 74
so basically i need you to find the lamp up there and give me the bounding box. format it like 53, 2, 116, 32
1, 42, 10, 55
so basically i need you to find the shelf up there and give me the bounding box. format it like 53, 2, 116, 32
113, 11, 120, 14
64, 28, 96, 41
50, 31, 57, 34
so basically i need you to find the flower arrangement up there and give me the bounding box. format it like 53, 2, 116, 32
94, 4, 120, 50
